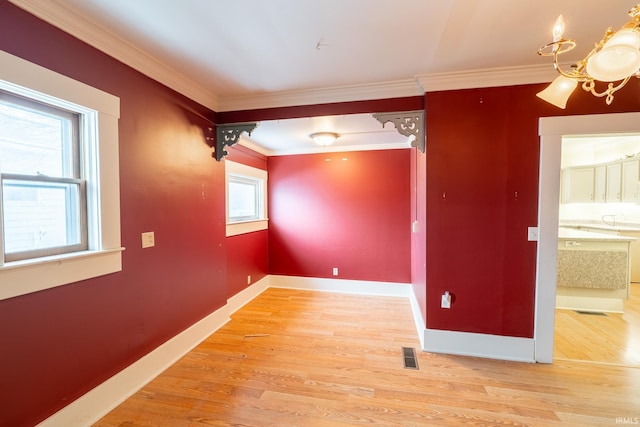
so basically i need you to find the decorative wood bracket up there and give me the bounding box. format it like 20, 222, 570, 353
372, 110, 425, 153
211, 123, 258, 161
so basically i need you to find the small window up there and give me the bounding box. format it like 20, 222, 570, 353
225, 161, 267, 236
228, 174, 262, 222
0, 91, 87, 261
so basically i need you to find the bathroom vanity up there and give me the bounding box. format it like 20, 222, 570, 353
557, 227, 635, 313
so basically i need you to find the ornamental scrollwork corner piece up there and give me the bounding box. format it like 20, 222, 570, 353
214, 123, 258, 161
372, 110, 425, 153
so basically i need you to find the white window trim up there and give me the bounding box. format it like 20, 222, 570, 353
225, 160, 268, 237
0, 50, 123, 301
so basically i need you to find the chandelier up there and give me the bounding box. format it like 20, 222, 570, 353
537, 4, 640, 108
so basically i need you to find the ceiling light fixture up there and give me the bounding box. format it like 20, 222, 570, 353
310, 132, 339, 146
537, 4, 640, 108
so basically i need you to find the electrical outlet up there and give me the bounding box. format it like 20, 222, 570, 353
441, 291, 451, 309
247, 275, 251, 285
141, 231, 155, 248
332, 267, 338, 276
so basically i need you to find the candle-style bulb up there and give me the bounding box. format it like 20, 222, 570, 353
553, 15, 565, 41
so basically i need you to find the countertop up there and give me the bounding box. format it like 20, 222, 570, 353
559, 221, 640, 233
558, 227, 637, 242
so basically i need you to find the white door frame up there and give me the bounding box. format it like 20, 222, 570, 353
535, 112, 640, 362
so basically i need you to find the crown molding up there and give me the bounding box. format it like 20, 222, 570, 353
239, 136, 411, 157
10, 0, 563, 113
224, 65, 561, 110
270, 143, 411, 156
238, 137, 272, 157
8, 0, 221, 111
216, 79, 423, 112
415, 64, 559, 92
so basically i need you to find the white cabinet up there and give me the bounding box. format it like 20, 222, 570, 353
594, 165, 606, 203
562, 167, 594, 203
621, 159, 639, 202
562, 156, 640, 204
606, 163, 622, 202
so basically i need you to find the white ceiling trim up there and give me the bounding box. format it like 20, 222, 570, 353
216, 79, 423, 112
416, 64, 559, 92
8, 0, 221, 111
240, 137, 412, 157
237, 138, 271, 157
9, 0, 562, 113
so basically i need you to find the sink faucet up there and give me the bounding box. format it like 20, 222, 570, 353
602, 214, 616, 226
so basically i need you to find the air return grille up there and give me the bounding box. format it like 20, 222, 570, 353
402, 347, 419, 370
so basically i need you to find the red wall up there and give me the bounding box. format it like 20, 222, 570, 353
225, 145, 269, 298
425, 86, 539, 337
7, 1, 640, 425
0, 3, 226, 426
424, 84, 640, 337
268, 150, 412, 283
411, 146, 427, 321
226, 230, 269, 297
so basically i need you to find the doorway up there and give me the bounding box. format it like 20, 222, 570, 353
554, 134, 640, 366
535, 112, 640, 364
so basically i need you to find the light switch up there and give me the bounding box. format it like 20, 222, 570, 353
527, 227, 538, 242
141, 231, 155, 248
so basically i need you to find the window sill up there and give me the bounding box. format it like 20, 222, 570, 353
226, 219, 268, 237
0, 247, 124, 301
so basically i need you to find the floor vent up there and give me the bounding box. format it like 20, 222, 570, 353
575, 310, 607, 316
402, 347, 419, 370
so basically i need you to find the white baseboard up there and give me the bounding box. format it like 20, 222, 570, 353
227, 276, 270, 314
271, 275, 426, 348
38, 275, 535, 426
407, 289, 426, 350
37, 277, 270, 427
269, 275, 412, 297
556, 294, 624, 313
240, 276, 534, 362
422, 328, 536, 363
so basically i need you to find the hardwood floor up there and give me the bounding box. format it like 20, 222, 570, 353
95, 288, 640, 426
555, 283, 640, 366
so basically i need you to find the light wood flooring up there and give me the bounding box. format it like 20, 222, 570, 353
555, 283, 640, 366
95, 288, 640, 426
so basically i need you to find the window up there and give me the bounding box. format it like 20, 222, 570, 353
225, 161, 268, 236
0, 50, 122, 301
228, 175, 263, 222
0, 91, 87, 261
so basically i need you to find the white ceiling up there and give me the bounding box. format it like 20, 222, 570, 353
9, 0, 639, 155
242, 113, 414, 156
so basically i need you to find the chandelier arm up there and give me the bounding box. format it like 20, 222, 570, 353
583, 76, 630, 97
550, 52, 588, 81
553, 63, 586, 80
582, 76, 631, 105
537, 39, 576, 56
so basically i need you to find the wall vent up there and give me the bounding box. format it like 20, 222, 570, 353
402, 347, 419, 370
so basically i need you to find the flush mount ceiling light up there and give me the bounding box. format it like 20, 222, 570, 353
310, 132, 339, 146
537, 4, 640, 108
